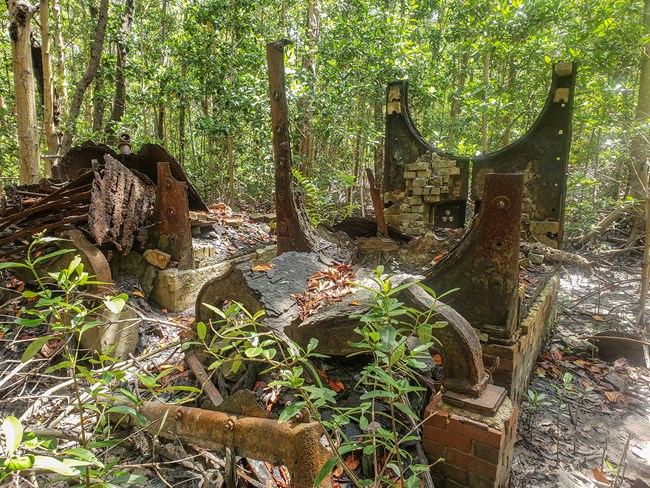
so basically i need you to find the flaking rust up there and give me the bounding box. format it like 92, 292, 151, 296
137, 401, 333, 488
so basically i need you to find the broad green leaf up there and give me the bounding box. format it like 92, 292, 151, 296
312, 455, 338, 488
22, 336, 54, 362
32, 248, 74, 266
278, 401, 306, 422
196, 321, 207, 340
32, 455, 80, 476
2, 416, 23, 456
62, 447, 104, 467
6, 454, 34, 470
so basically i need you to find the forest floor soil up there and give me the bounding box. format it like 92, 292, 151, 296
511, 259, 650, 488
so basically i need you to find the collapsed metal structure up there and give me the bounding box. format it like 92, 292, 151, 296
0, 46, 576, 487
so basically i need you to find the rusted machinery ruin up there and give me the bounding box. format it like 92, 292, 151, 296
0, 39, 576, 487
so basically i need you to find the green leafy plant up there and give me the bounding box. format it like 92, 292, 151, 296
194, 266, 446, 487
292, 168, 357, 226
0, 236, 149, 487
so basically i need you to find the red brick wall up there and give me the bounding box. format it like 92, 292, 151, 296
422, 393, 519, 488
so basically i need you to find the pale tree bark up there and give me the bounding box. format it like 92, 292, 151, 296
105, 0, 135, 145
8, 1, 40, 184
60, 0, 110, 156
449, 51, 468, 146
155, 0, 168, 142
296, 0, 319, 175
635, 0, 650, 342
40, 0, 59, 175
51, 0, 67, 117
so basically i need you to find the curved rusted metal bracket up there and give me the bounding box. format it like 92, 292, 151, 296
384, 62, 576, 247
399, 284, 490, 398
422, 173, 523, 339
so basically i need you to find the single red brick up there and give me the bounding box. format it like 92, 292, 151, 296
422, 438, 446, 460
443, 478, 467, 488
466, 426, 504, 449
481, 343, 516, 360
468, 471, 498, 488
425, 410, 450, 430
437, 462, 468, 484
473, 441, 500, 464
497, 358, 514, 372
458, 416, 489, 437
429, 428, 472, 452
445, 447, 500, 480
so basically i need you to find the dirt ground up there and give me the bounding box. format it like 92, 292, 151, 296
511, 260, 650, 488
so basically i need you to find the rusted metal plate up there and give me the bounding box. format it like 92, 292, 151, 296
152, 162, 193, 270
137, 402, 333, 488
423, 173, 523, 339
443, 384, 507, 416
400, 285, 489, 397
384, 62, 576, 247
60, 229, 113, 296
53, 140, 208, 212
88, 154, 155, 255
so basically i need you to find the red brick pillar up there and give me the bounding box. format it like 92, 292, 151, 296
422, 392, 519, 488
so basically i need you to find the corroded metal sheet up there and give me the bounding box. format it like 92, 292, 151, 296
384, 62, 576, 247
422, 173, 524, 339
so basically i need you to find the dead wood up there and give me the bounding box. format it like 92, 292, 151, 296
576, 201, 634, 248
521, 241, 591, 272
366, 168, 388, 237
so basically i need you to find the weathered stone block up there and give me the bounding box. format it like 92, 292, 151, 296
410, 205, 425, 213
404, 171, 417, 179
438, 167, 461, 176
144, 248, 172, 270
412, 187, 424, 196
425, 195, 441, 203
428, 186, 441, 195
416, 170, 432, 178
405, 162, 429, 171
401, 212, 423, 221
405, 196, 423, 205
413, 178, 426, 187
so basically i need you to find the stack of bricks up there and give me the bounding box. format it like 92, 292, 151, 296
422, 392, 519, 488
397, 152, 462, 235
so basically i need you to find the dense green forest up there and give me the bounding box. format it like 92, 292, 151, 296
1, 0, 648, 233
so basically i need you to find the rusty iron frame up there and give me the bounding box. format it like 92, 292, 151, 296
422, 173, 524, 340
137, 401, 332, 488
384, 62, 576, 247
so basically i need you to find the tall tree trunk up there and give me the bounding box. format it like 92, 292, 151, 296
155, 0, 168, 142
105, 0, 135, 145
92, 69, 105, 134
60, 0, 109, 156
179, 63, 186, 165
449, 51, 468, 147
8, 1, 40, 184
40, 0, 59, 174
296, 0, 318, 176
227, 133, 235, 208
481, 52, 490, 153
51, 0, 67, 118
635, 0, 650, 330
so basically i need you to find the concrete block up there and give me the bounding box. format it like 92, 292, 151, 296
405, 162, 429, 171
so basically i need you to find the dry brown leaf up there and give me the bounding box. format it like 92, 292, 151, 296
251, 263, 276, 272
432, 353, 443, 365
186, 317, 196, 325
132, 290, 145, 298
328, 380, 345, 393
162, 308, 168, 314
604, 391, 621, 402
592, 468, 609, 484
592, 315, 605, 321
344, 453, 361, 471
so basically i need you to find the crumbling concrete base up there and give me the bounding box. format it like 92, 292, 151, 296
423, 392, 519, 488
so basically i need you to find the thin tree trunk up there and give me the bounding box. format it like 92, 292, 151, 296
481, 52, 490, 153
60, 0, 110, 155
227, 133, 235, 208
635, 0, 650, 333
179, 62, 186, 165
8, 1, 40, 184
40, 0, 59, 174
449, 51, 468, 147
51, 0, 67, 118
106, 0, 135, 145
92, 71, 105, 134
297, 0, 318, 175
